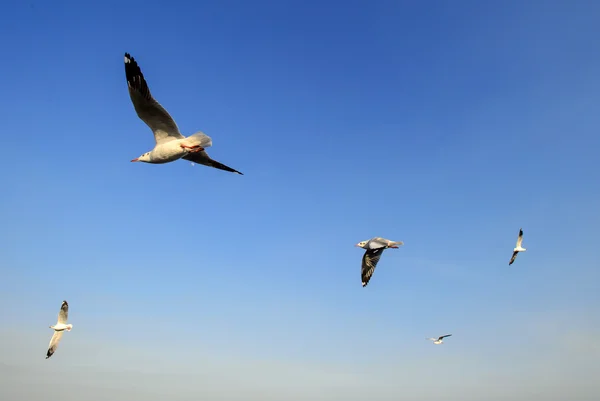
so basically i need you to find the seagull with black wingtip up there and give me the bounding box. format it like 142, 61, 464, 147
124, 53, 243, 175
46, 300, 73, 359
355, 237, 404, 287
426, 334, 452, 345
509, 228, 527, 265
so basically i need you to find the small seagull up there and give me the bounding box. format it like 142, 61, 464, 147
46, 300, 73, 359
124, 53, 243, 174
509, 228, 527, 265
426, 334, 452, 345
355, 237, 404, 287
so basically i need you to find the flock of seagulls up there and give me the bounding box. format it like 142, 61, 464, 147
44, 53, 529, 358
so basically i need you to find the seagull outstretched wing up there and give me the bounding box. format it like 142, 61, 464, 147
182, 151, 243, 175
46, 331, 63, 359
57, 300, 68, 324
509, 251, 519, 265
124, 53, 184, 145
516, 228, 524, 248
361, 247, 385, 287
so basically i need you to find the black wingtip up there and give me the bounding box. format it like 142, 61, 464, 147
211, 160, 244, 175
124, 53, 151, 99
124, 55, 140, 76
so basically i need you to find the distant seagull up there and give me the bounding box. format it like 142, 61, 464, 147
509, 228, 527, 265
124, 53, 243, 174
46, 300, 72, 359
426, 334, 452, 345
355, 237, 404, 287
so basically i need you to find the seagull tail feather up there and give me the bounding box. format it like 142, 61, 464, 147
184, 132, 213, 149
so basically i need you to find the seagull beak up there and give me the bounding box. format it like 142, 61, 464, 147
131, 158, 139, 162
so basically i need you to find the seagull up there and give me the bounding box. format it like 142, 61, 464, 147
509, 228, 527, 265
355, 237, 404, 287
124, 53, 243, 174
46, 300, 72, 359
426, 334, 452, 345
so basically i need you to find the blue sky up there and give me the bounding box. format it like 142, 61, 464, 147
0, 0, 599, 400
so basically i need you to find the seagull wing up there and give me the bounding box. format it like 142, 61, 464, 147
516, 228, 524, 248
361, 247, 385, 287
124, 53, 184, 146
438, 334, 452, 340
46, 331, 64, 359
182, 150, 243, 175
509, 250, 518, 265
57, 300, 68, 324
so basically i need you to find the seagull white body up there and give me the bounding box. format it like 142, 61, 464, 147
46, 300, 72, 359
355, 237, 404, 287
427, 334, 452, 345
134, 135, 212, 164
50, 323, 72, 331
509, 228, 527, 265
124, 53, 243, 174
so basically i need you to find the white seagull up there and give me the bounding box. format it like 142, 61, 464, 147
124, 53, 243, 174
509, 228, 527, 265
46, 300, 72, 359
355, 237, 404, 287
426, 334, 452, 345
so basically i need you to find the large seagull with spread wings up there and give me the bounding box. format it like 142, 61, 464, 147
124, 53, 243, 174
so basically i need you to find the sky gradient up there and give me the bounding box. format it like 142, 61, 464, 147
0, 1, 599, 400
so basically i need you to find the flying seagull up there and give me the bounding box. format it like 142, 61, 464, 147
46, 300, 72, 359
426, 334, 452, 345
124, 53, 243, 174
355, 237, 404, 287
509, 228, 527, 265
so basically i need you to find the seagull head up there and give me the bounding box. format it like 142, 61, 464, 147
131, 152, 151, 163
355, 241, 368, 248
